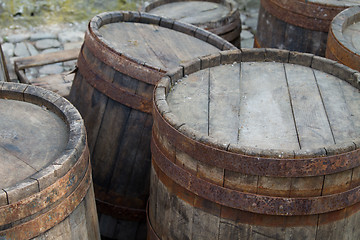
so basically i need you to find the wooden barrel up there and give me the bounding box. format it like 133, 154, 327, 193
326, 6, 360, 72
68, 11, 236, 240
0, 82, 100, 239
149, 48, 360, 239
254, 0, 359, 56
144, 0, 241, 48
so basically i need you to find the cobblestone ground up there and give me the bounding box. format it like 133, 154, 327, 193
0, 0, 260, 83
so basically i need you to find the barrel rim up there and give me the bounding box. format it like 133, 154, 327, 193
261, 0, 356, 32
88, 11, 237, 74
329, 6, 360, 59
153, 48, 360, 176
0, 82, 86, 205
143, 0, 241, 30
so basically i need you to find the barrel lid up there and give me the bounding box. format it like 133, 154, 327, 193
154, 49, 360, 176
331, 6, 360, 58
308, 0, 360, 7
0, 82, 85, 204
88, 11, 236, 74
144, 0, 239, 28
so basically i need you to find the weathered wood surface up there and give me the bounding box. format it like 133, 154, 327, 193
0, 82, 100, 239
149, 49, 360, 239
68, 11, 235, 240
326, 6, 360, 72
14, 48, 79, 97
0, 43, 9, 82
167, 61, 360, 153
255, 0, 359, 56
144, 0, 241, 47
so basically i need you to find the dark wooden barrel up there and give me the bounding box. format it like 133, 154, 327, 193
149, 48, 360, 239
326, 6, 360, 72
254, 0, 359, 56
0, 82, 100, 239
68, 11, 236, 240
144, 0, 241, 48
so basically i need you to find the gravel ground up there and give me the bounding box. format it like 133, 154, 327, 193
0, 0, 260, 83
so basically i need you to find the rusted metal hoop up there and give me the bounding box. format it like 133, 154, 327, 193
152, 134, 360, 216
0, 146, 89, 226
261, 0, 347, 32
0, 158, 92, 239
77, 48, 153, 114
153, 100, 360, 178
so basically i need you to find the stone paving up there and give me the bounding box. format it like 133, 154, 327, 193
0, 0, 260, 83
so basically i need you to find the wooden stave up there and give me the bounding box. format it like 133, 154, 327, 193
69, 10, 236, 239
144, 0, 241, 47
0, 82, 100, 239
326, 6, 360, 72
150, 49, 360, 239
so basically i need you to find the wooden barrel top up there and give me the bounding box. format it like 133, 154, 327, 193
0, 82, 86, 205
0, 99, 67, 188
90, 11, 236, 75
144, 0, 238, 27
155, 49, 360, 163
327, 6, 360, 71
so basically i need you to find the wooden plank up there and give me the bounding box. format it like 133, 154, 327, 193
84, 185, 101, 240
99, 22, 220, 72
30, 72, 74, 97
237, 62, 299, 151
191, 196, 221, 239
90, 97, 131, 189
209, 63, 240, 144
99, 22, 167, 70
121, 113, 152, 198
107, 108, 149, 197
14, 48, 80, 70
149, 166, 159, 235
0, 99, 68, 172
285, 63, 334, 150
155, 175, 172, 239
316, 209, 347, 240
98, 214, 117, 238
167, 68, 209, 134
169, 194, 194, 240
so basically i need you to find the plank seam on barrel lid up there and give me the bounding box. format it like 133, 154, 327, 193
153, 50, 360, 177
151, 135, 360, 216
261, 0, 348, 32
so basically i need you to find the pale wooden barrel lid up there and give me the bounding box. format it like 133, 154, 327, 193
330, 6, 360, 59
308, 0, 360, 7
154, 49, 360, 177
88, 11, 236, 74
0, 82, 85, 205
144, 0, 239, 28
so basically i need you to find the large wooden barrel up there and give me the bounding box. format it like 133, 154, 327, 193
254, 0, 359, 56
144, 0, 241, 48
68, 11, 236, 240
326, 6, 360, 72
0, 82, 100, 239
149, 48, 360, 239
